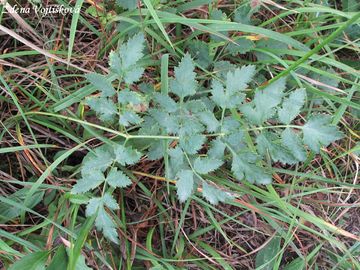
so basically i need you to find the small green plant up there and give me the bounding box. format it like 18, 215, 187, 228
72, 33, 344, 243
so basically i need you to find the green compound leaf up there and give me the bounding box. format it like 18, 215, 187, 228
198, 111, 220, 133
281, 128, 307, 162
225, 130, 246, 152
170, 53, 197, 99
209, 9, 228, 42
303, 115, 344, 153
97, 213, 118, 244
211, 65, 256, 109
179, 134, 206, 154
187, 40, 213, 68
139, 115, 161, 135
213, 61, 237, 80
227, 38, 254, 56
109, 50, 122, 74
98, 207, 119, 244
85, 194, 119, 244
208, 138, 226, 160
85, 197, 102, 216
150, 109, 179, 134
241, 77, 286, 125
211, 80, 235, 109
231, 152, 272, 185
102, 193, 120, 210
82, 146, 114, 173
234, 4, 256, 25
109, 33, 145, 84
168, 147, 186, 179
202, 182, 232, 205
86, 34, 146, 127
106, 168, 132, 188
72, 145, 116, 195
118, 89, 143, 105
85, 73, 115, 97
71, 170, 105, 194
179, 113, 205, 135
176, 170, 194, 202
119, 33, 145, 70
119, 110, 143, 127
147, 140, 167, 160
255, 39, 288, 61
226, 65, 256, 94
194, 157, 223, 174
114, 145, 142, 166
256, 132, 298, 165
124, 67, 145, 85
278, 88, 306, 124
153, 93, 178, 113
74, 36, 347, 215
86, 97, 117, 122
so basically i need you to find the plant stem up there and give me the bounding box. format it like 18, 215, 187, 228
21, 112, 303, 142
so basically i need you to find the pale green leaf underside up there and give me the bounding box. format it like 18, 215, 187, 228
153, 93, 178, 113
256, 132, 298, 165
170, 53, 197, 99
198, 111, 220, 133
194, 157, 223, 174
179, 134, 206, 154
211, 74, 246, 109
118, 89, 143, 105
176, 170, 194, 202
281, 128, 307, 162
231, 153, 272, 185
168, 147, 186, 179
72, 171, 105, 194
208, 138, 226, 160
85, 73, 115, 97
106, 168, 132, 188
109, 33, 145, 84
85, 194, 119, 243
119, 33, 145, 70
278, 88, 306, 124
114, 145, 142, 165
202, 182, 232, 205
119, 110, 142, 127
82, 147, 114, 173
241, 78, 286, 125
86, 97, 117, 122
303, 115, 344, 153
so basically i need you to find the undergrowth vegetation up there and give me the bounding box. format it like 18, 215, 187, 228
0, 0, 359, 269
